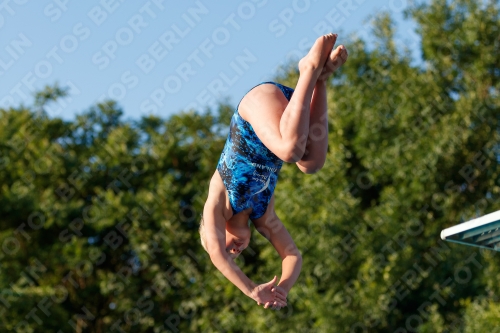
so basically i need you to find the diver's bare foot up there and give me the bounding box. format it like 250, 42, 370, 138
318, 44, 348, 81
298, 33, 336, 76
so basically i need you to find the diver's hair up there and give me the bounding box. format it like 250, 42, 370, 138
199, 215, 208, 253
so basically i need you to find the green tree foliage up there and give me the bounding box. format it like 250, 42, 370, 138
0, 0, 499, 332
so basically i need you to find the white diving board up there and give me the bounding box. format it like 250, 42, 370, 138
441, 209, 500, 251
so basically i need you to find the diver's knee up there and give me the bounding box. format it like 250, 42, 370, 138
297, 163, 323, 174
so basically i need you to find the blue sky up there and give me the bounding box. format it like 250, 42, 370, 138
0, 0, 421, 122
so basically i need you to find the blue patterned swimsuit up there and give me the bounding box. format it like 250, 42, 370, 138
216, 82, 294, 220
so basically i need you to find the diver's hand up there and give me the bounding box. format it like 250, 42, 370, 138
263, 285, 288, 310
251, 276, 286, 308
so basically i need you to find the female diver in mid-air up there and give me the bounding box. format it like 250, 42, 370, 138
199, 33, 348, 310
